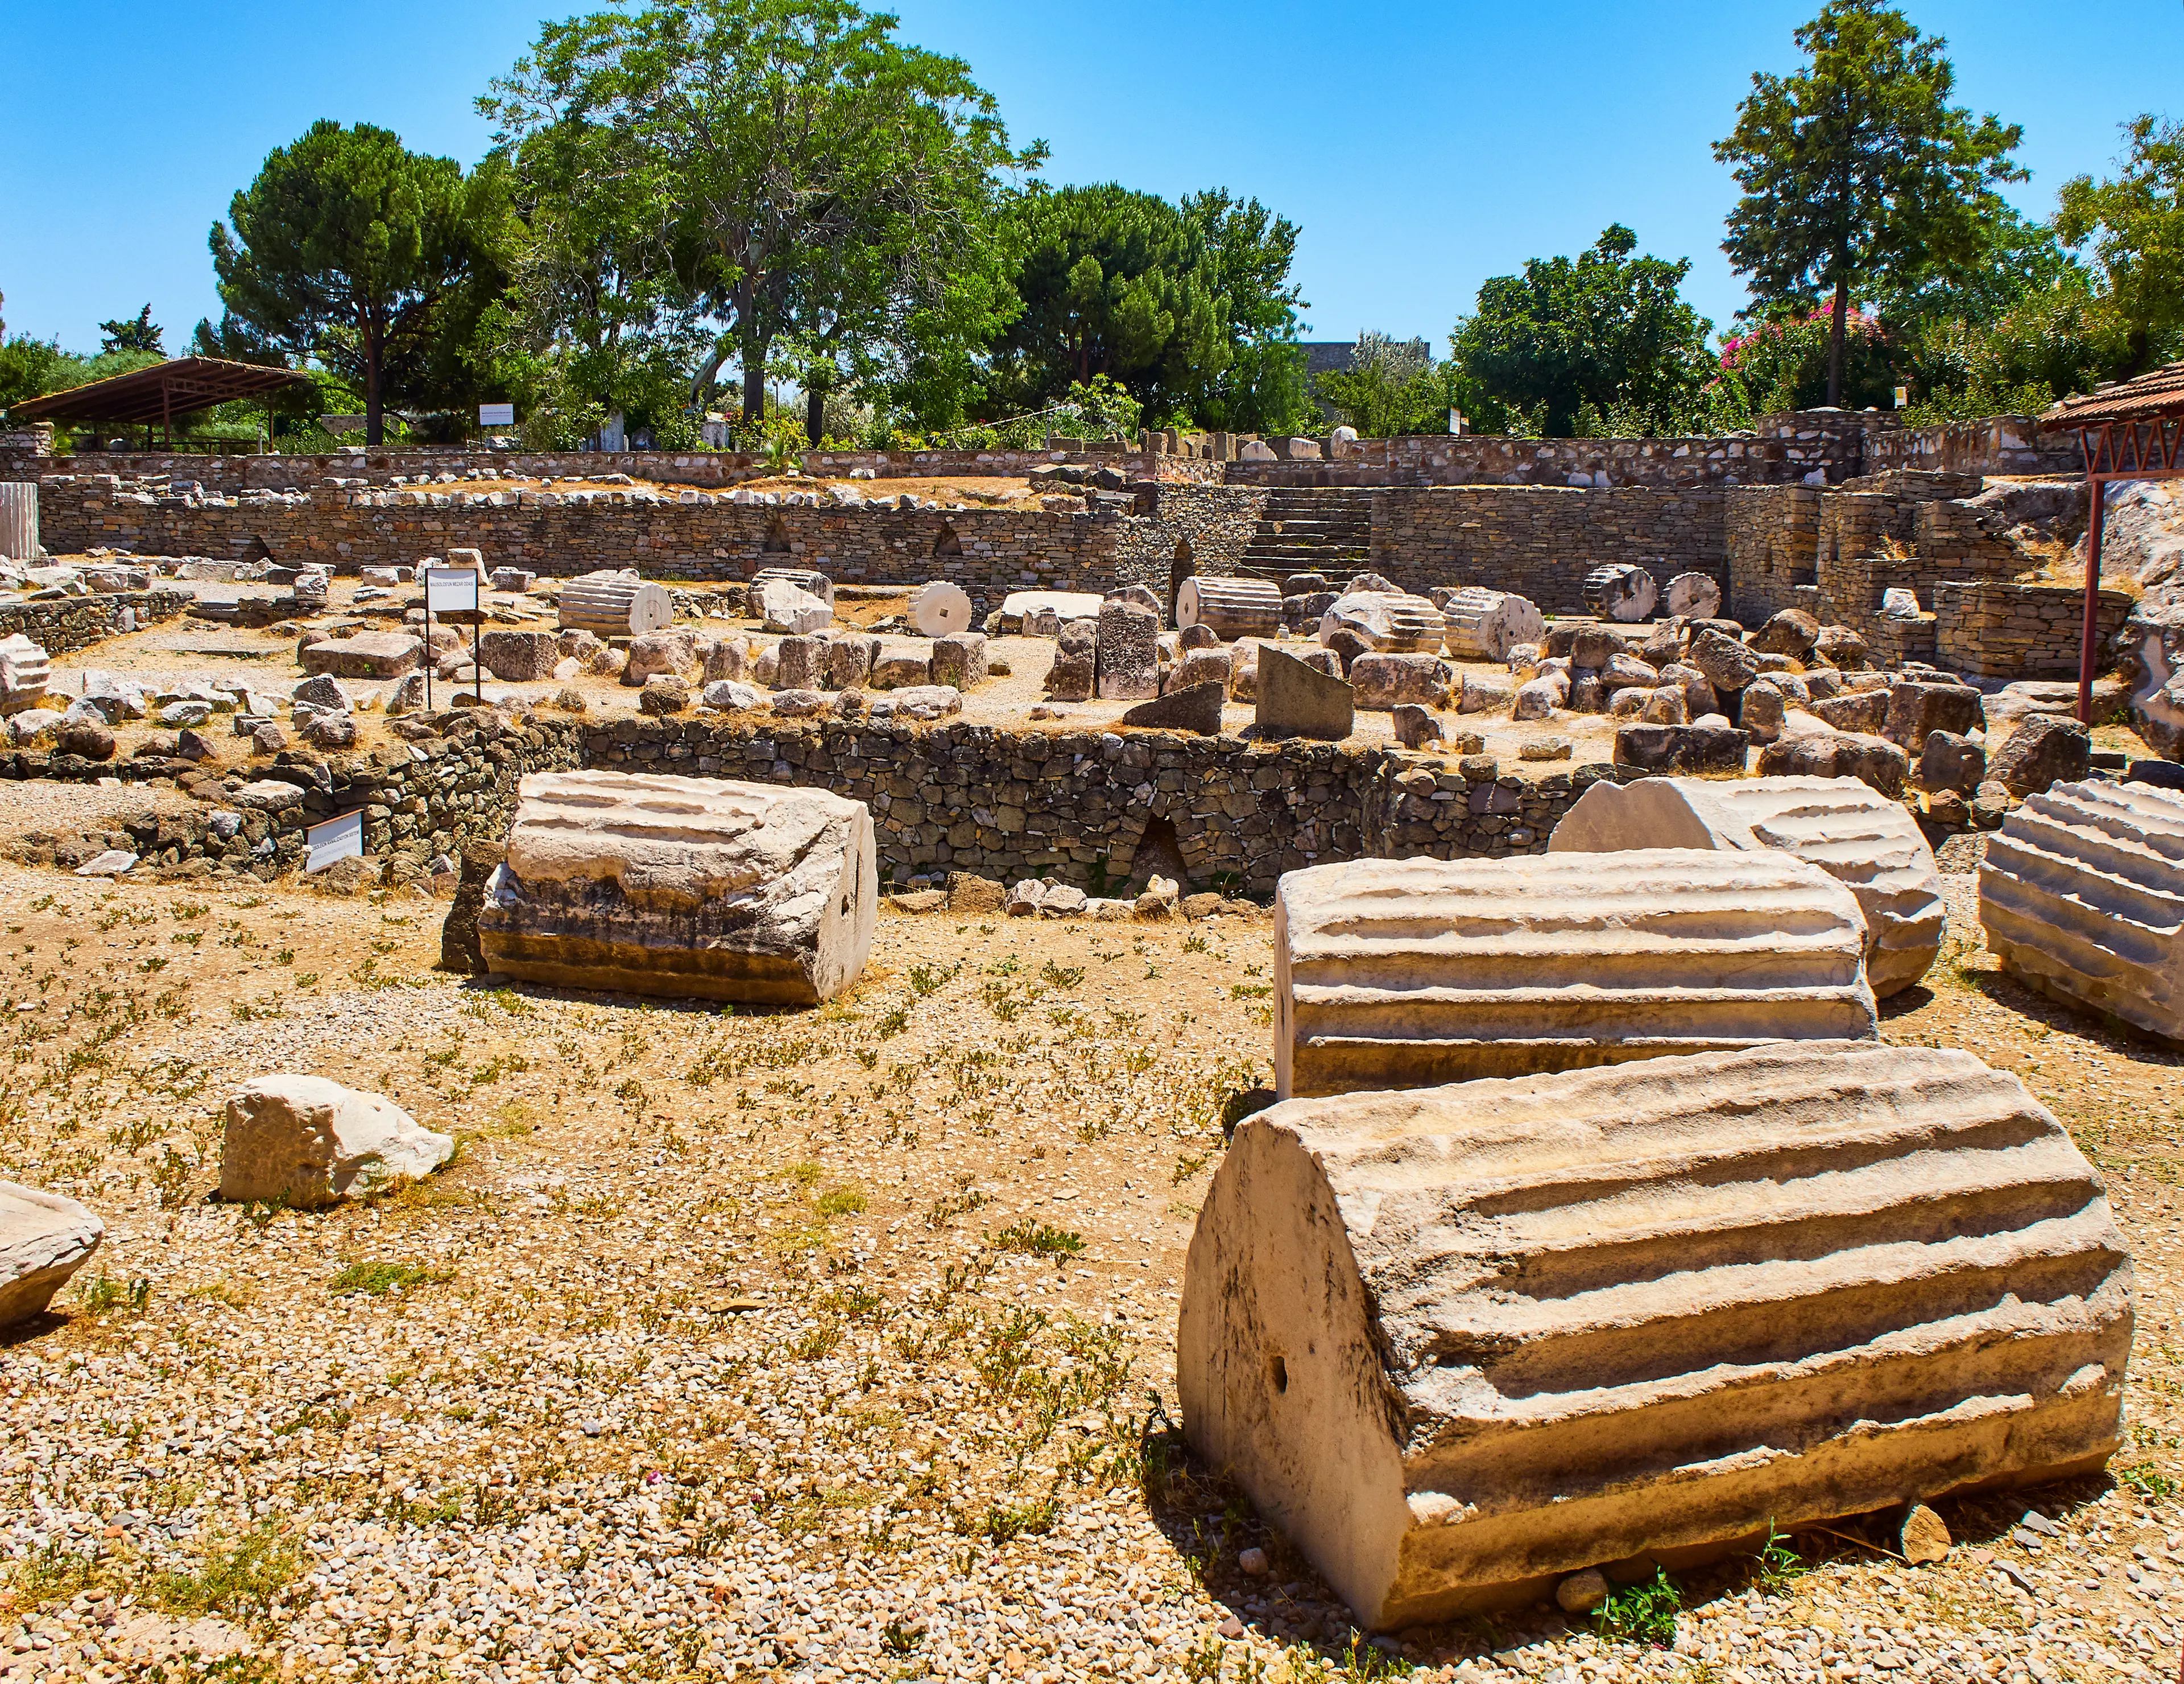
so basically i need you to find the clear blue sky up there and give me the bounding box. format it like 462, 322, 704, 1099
2, 0, 2174, 358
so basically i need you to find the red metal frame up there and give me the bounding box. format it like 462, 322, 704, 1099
2068, 423, 2184, 724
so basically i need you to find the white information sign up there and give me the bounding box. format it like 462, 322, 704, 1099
425, 567, 480, 614
305, 809, 365, 875
478, 402, 516, 428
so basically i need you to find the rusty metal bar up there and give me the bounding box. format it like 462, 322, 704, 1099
2080, 480, 2108, 725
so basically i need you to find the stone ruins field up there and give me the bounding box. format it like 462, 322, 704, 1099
1, 857, 2179, 1684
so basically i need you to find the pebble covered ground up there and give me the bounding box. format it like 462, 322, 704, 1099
0, 843, 2178, 1684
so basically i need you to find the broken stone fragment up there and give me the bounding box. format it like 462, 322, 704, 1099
0, 1182, 104, 1327
1179, 1041, 2131, 1630
220, 1076, 454, 1207
478, 771, 876, 1005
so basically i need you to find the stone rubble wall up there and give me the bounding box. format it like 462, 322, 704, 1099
1933, 581, 2134, 679
1724, 486, 1823, 624
1362, 487, 1727, 610
6, 716, 582, 880
42, 484, 1125, 600
0, 444, 1220, 497
0, 588, 191, 655
1116, 485, 1272, 597
1864, 416, 2082, 478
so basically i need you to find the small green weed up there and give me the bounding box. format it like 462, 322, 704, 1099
329, 1261, 449, 1297
1595, 1567, 1681, 1646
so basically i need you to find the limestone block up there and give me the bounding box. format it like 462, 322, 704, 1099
2116, 614, 2184, 759
1274, 852, 1876, 1098
1178, 1041, 2131, 1630
1347, 654, 1451, 711
0, 635, 49, 715
1988, 715, 2091, 798
930, 632, 988, 691
1884, 681, 1983, 752
870, 685, 961, 721
1582, 564, 1657, 622
0, 1182, 103, 1327
1757, 725, 1910, 799
558, 571, 672, 639
1045, 649, 1094, 703
1739, 678, 1786, 744
825, 634, 878, 690
1440, 589, 1544, 662
1320, 592, 1443, 655
300, 630, 406, 686
1918, 731, 1986, 795
1981, 777, 2184, 1041
1637, 685, 1688, 725
1000, 590, 1103, 630
1663, 571, 1722, 619
478, 771, 876, 1005
1458, 672, 1512, 715
475, 631, 558, 683
702, 635, 750, 682
870, 649, 932, 690
1810, 690, 1889, 735
1165, 647, 1233, 695
1687, 626, 1757, 693
1512, 672, 1567, 720
623, 630, 700, 686
1096, 600, 1161, 700
1178, 576, 1284, 641
1599, 652, 1660, 695
908, 580, 973, 637
774, 634, 826, 692
1256, 646, 1354, 741
1121, 682, 1226, 736
750, 566, 834, 606
1550, 774, 1945, 996
1751, 608, 1822, 657
753, 579, 832, 635
221, 1075, 454, 1206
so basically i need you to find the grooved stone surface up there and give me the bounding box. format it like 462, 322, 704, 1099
1179, 1042, 2132, 1629
1549, 774, 1945, 996
1980, 777, 2184, 1042
479, 770, 876, 1005
1275, 851, 1876, 1097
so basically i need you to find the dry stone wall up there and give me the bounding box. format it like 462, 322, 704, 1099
1363, 487, 1726, 611
1116, 485, 1271, 596
43, 482, 1124, 598
1865, 415, 2081, 477
0, 588, 191, 655
1934, 581, 2133, 679
1724, 486, 1821, 624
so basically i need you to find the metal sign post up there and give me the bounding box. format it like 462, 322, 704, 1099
425, 567, 482, 709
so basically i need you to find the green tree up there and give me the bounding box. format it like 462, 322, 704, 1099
98, 306, 163, 356
209, 120, 499, 444
1314, 333, 1451, 437
2058, 115, 2184, 379
1176, 189, 1313, 435
991, 183, 1231, 423
1714, 0, 2024, 408
1449, 226, 1714, 437
486, 0, 1035, 437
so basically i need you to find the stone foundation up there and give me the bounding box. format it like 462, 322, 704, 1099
1934, 581, 2133, 680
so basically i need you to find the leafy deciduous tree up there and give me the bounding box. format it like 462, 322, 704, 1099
2058, 115, 2184, 378
1449, 226, 1714, 437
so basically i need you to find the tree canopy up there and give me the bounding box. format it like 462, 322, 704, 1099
485, 0, 1036, 439
1714, 0, 2024, 407
2058, 115, 2184, 379
208, 119, 502, 444
1449, 226, 1714, 437
98, 307, 163, 356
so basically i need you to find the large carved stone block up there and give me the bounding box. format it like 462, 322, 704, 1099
1980, 777, 2184, 1041
1180, 1042, 2132, 1630
1549, 774, 1945, 996
479, 771, 876, 1005
1275, 852, 1875, 1097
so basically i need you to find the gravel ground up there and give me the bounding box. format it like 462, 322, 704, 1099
0, 841, 2177, 1683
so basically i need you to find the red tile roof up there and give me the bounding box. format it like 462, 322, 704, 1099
2044, 361, 2184, 428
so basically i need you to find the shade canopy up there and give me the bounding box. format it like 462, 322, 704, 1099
11, 357, 313, 427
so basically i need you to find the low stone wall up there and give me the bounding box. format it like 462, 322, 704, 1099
6, 714, 582, 879
43, 484, 1125, 598
1364, 486, 1727, 611
2, 443, 1217, 497
1724, 486, 1822, 624
1865, 416, 2080, 478
1228, 410, 1875, 490
1934, 581, 2133, 679
0, 587, 191, 655
1116, 485, 1270, 599
577, 717, 1600, 895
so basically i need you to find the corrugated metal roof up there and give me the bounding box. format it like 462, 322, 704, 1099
2043, 361, 2184, 428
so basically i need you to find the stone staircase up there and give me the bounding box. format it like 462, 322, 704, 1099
1238, 488, 1372, 581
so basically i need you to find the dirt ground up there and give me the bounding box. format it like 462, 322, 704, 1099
0, 840, 2181, 1683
